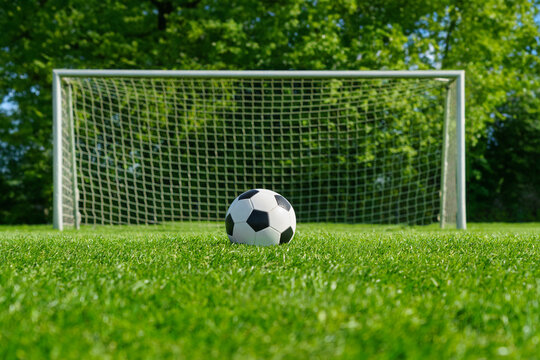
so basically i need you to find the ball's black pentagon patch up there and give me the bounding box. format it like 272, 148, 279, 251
274, 194, 291, 211
280, 227, 294, 244
225, 213, 234, 236
246, 210, 269, 232
239, 189, 259, 200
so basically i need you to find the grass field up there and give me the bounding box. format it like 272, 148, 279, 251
0, 223, 539, 359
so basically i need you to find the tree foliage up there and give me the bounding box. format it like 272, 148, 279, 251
469, 91, 540, 221
0, 0, 539, 223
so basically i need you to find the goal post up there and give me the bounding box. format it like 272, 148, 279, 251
52, 70, 466, 230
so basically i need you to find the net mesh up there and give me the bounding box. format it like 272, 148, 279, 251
60, 76, 457, 227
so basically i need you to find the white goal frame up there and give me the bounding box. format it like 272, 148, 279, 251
52, 69, 466, 230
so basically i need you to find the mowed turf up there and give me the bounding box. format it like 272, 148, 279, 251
0, 223, 539, 359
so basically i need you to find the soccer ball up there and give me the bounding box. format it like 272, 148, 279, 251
225, 189, 296, 246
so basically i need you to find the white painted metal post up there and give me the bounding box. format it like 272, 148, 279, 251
439, 85, 452, 228
52, 71, 63, 230
456, 72, 467, 229
68, 86, 80, 230
53, 69, 466, 79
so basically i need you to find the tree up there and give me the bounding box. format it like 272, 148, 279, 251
0, 0, 539, 223
469, 91, 540, 221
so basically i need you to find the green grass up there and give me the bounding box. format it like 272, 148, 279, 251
0, 223, 539, 359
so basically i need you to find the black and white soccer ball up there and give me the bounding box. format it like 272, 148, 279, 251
225, 189, 296, 246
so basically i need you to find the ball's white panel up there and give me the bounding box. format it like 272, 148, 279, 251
255, 227, 280, 246
230, 199, 253, 223
227, 234, 236, 244
226, 197, 238, 217
232, 222, 256, 245
289, 207, 297, 232
268, 206, 292, 233
257, 188, 278, 195
250, 190, 278, 212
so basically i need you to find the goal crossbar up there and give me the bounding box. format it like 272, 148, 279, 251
52, 69, 466, 230
54, 69, 465, 79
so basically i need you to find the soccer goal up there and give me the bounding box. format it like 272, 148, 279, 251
52, 70, 466, 230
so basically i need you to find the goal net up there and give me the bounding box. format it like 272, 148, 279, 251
53, 70, 465, 229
